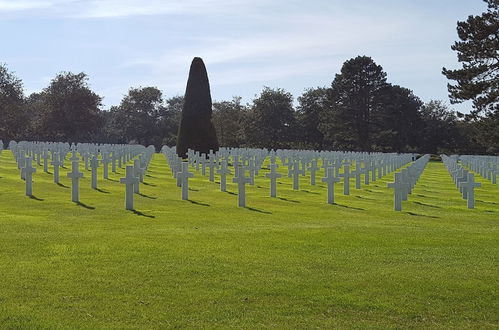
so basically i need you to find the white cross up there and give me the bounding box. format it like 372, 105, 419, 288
491, 168, 499, 184
232, 168, 252, 207
177, 162, 194, 200
42, 151, 49, 173
289, 160, 304, 190
51, 153, 63, 184
339, 162, 353, 195
387, 172, 408, 211
322, 167, 340, 204
24, 156, 36, 197
308, 159, 319, 185
206, 156, 217, 182
69, 151, 79, 162
133, 159, 144, 192
90, 156, 99, 189
102, 152, 111, 179
67, 160, 83, 202
245, 159, 258, 185
120, 165, 139, 210
462, 173, 481, 209
216, 160, 231, 192
266, 163, 282, 197
354, 160, 362, 189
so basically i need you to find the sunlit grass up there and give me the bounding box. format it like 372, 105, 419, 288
0, 150, 497, 328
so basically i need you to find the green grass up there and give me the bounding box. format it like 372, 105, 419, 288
0, 151, 497, 329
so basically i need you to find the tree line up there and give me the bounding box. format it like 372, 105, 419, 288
0, 54, 496, 154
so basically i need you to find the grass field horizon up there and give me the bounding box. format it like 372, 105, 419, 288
0, 150, 497, 328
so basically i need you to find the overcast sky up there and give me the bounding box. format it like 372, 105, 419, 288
0, 0, 488, 112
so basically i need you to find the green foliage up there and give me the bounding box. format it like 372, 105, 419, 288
443, 0, 499, 114
0, 64, 27, 141
37, 72, 102, 142
419, 101, 462, 154
0, 152, 498, 328
243, 87, 296, 149
475, 111, 499, 154
296, 87, 328, 150
320, 56, 387, 151
110, 86, 164, 148
373, 85, 423, 152
212, 97, 246, 147
177, 57, 219, 157
160, 96, 183, 147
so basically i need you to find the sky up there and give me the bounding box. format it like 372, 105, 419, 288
0, 0, 489, 112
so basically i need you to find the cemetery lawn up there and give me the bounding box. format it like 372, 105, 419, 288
0, 151, 498, 329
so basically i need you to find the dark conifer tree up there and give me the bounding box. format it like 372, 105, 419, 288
176, 57, 219, 157
442, 0, 499, 114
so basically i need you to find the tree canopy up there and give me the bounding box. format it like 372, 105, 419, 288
443, 0, 499, 114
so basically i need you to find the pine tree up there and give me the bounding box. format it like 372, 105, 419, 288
176, 57, 219, 158
443, 0, 499, 114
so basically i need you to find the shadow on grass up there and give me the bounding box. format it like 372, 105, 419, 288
145, 174, 156, 178
302, 190, 319, 195
405, 212, 439, 219
188, 200, 210, 207
335, 203, 364, 211
477, 200, 499, 205
142, 182, 157, 187
364, 189, 383, 194
138, 193, 157, 200
413, 201, 441, 208
246, 207, 272, 214
130, 209, 155, 218
94, 188, 110, 194
56, 182, 69, 189
278, 197, 300, 203
225, 191, 237, 195
107, 178, 119, 182
189, 188, 199, 192
74, 201, 95, 210
354, 195, 374, 200
29, 195, 44, 201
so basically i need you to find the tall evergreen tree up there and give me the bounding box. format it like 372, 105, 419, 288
373, 85, 423, 152
176, 57, 219, 157
320, 56, 387, 151
443, 0, 499, 114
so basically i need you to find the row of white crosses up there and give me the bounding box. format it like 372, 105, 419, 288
386, 154, 430, 211
9, 141, 152, 210
162, 146, 416, 208
459, 155, 499, 185
442, 155, 481, 209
